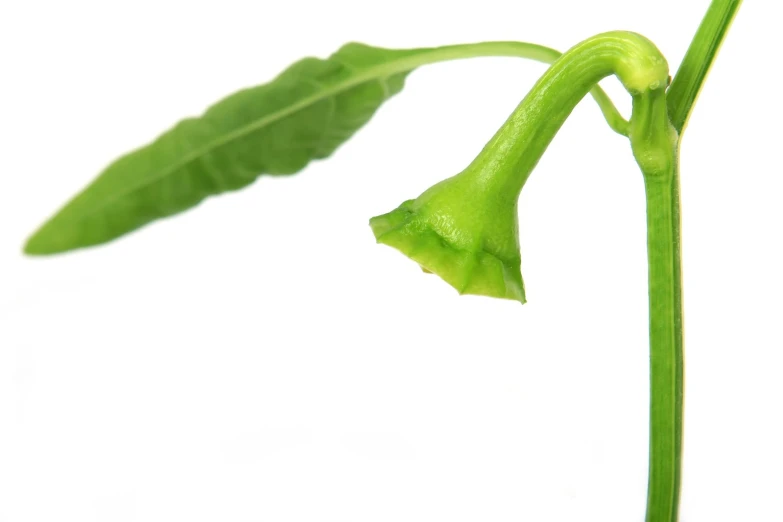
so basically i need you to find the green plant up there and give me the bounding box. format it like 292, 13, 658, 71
23, 1, 741, 520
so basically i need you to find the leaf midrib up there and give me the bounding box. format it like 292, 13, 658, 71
64, 53, 431, 223
55, 42, 597, 229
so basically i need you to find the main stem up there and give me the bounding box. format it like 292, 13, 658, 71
641, 1, 741, 519
629, 81, 682, 521
643, 161, 683, 522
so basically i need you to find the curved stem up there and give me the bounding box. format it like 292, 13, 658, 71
492, 32, 681, 520
401, 41, 630, 135
475, 33, 681, 521
460, 32, 668, 199
373, 31, 682, 519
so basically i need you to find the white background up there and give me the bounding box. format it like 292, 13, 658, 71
0, 1, 780, 521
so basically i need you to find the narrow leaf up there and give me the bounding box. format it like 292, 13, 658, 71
25, 43, 421, 254
667, 0, 742, 134
25, 41, 627, 255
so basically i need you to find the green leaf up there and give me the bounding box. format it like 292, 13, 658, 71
667, 0, 742, 134
24, 43, 417, 254
25, 41, 628, 255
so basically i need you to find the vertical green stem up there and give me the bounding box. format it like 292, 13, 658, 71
629, 86, 682, 522
640, 2, 741, 520
643, 161, 684, 522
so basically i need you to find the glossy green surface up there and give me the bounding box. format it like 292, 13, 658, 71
372, 32, 668, 304
370, 175, 526, 303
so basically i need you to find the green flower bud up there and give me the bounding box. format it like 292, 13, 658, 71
370, 31, 669, 304
370, 166, 526, 303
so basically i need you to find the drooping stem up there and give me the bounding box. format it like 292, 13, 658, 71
369, 32, 667, 305
667, 0, 743, 134
462, 31, 668, 199
393, 41, 630, 135
373, 30, 686, 520
446, 33, 683, 522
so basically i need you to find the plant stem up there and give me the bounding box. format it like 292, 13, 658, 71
372, 32, 668, 304
667, 0, 743, 134
399, 41, 630, 135
628, 83, 682, 522
638, 3, 742, 520
643, 160, 684, 522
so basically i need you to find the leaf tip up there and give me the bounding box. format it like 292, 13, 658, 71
22, 232, 51, 256
22, 221, 65, 256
